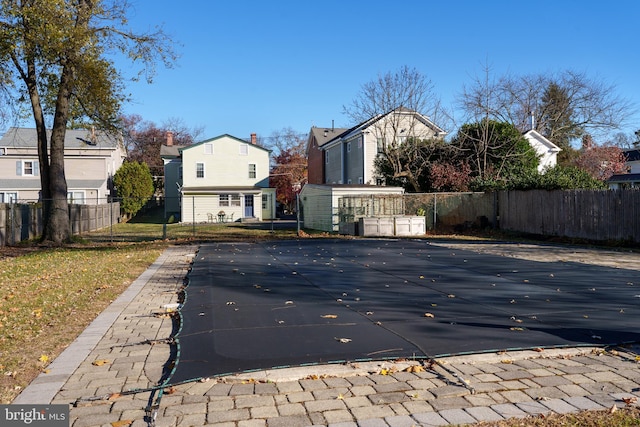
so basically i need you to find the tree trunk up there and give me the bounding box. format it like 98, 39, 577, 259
41, 63, 74, 244
20, 54, 61, 243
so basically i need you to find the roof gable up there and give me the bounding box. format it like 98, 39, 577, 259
323, 107, 446, 148
523, 130, 562, 152
182, 134, 271, 154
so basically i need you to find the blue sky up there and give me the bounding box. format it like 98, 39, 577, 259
122, 0, 640, 142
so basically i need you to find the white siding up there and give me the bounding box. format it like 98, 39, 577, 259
182, 136, 270, 189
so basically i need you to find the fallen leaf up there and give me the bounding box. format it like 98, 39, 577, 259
164, 386, 177, 394
423, 313, 435, 318
321, 314, 338, 319
501, 359, 513, 364
92, 359, 110, 366
622, 396, 637, 406
38, 355, 49, 363
510, 327, 524, 331
447, 294, 455, 298
379, 368, 390, 375
335, 337, 352, 343
108, 393, 121, 401
111, 420, 132, 427
404, 365, 425, 373
610, 404, 618, 413
533, 348, 544, 353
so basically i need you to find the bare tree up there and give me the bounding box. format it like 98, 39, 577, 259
459, 67, 636, 152
343, 66, 447, 190
263, 127, 307, 158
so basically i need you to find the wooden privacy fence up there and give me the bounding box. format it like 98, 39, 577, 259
498, 190, 640, 243
340, 190, 639, 244
0, 202, 120, 246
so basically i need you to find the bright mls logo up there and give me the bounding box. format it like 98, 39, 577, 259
1, 405, 68, 426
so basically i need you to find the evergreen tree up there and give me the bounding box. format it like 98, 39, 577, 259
113, 161, 154, 219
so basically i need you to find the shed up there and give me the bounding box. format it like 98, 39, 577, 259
299, 184, 404, 232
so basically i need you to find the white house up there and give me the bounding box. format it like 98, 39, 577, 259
522, 129, 562, 172
162, 133, 276, 223
608, 148, 640, 189
320, 107, 446, 186
0, 127, 126, 204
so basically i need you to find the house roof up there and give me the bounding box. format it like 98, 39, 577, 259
180, 186, 266, 194
523, 129, 562, 152
623, 149, 640, 162
308, 126, 350, 148
0, 127, 122, 149
160, 145, 188, 158
323, 107, 446, 149
301, 183, 405, 194
183, 134, 271, 154
608, 173, 640, 183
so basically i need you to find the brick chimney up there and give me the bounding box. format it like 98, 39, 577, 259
582, 134, 593, 150
251, 133, 257, 145
166, 131, 174, 146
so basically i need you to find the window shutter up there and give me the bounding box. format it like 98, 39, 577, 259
33, 161, 39, 176
16, 161, 22, 176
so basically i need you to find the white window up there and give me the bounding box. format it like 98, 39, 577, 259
347, 179, 352, 184
196, 162, 205, 178
67, 191, 85, 204
16, 160, 38, 176
377, 138, 385, 153
249, 164, 256, 179
204, 143, 213, 155
358, 137, 363, 148
220, 194, 241, 207
358, 177, 363, 184
239, 144, 248, 155
262, 195, 268, 209
0, 192, 17, 203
